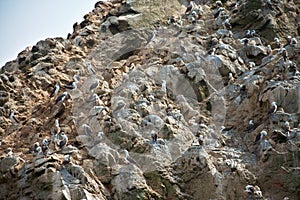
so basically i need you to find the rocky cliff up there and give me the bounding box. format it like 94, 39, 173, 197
0, 0, 299, 199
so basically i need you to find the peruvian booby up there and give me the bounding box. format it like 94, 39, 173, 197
7, 148, 14, 158
268, 101, 277, 115
283, 121, 290, 132
92, 93, 103, 106
33, 142, 42, 156
151, 133, 157, 143
63, 154, 71, 165
63, 75, 79, 90
198, 135, 204, 145
291, 37, 297, 46
87, 62, 96, 75
228, 73, 235, 84
57, 132, 68, 149
245, 185, 255, 194
254, 130, 267, 144
246, 120, 254, 133
82, 124, 93, 136
9, 110, 19, 124
185, 1, 196, 14
224, 18, 232, 29
89, 79, 100, 91
124, 149, 137, 165
267, 45, 272, 55
50, 83, 60, 98
207, 47, 216, 55
42, 139, 49, 155
161, 80, 167, 94
274, 37, 282, 48
266, 0, 272, 9
55, 92, 68, 104
281, 48, 288, 61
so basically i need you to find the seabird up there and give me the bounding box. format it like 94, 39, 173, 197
250, 30, 256, 37
97, 131, 104, 139
82, 124, 93, 136
215, 0, 223, 7
55, 118, 60, 128
42, 139, 49, 155
214, 7, 225, 18
7, 148, 13, 157
161, 80, 167, 94
63, 75, 79, 90
124, 149, 137, 165
245, 185, 255, 194
207, 47, 216, 55
87, 62, 96, 75
198, 135, 204, 145
248, 62, 256, 70
92, 93, 102, 106
224, 18, 232, 29
228, 73, 235, 84
241, 38, 249, 46
285, 35, 292, 45
266, 0, 272, 9
245, 30, 251, 38
57, 132, 68, 149
268, 101, 277, 115
151, 133, 157, 143
281, 48, 288, 61
55, 92, 68, 104
283, 121, 290, 132
89, 79, 100, 91
50, 83, 60, 98
274, 37, 282, 48
33, 142, 42, 156
185, 1, 196, 14
290, 37, 297, 46
246, 120, 254, 133
267, 45, 272, 55
254, 130, 267, 144
63, 154, 71, 165
9, 110, 19, 124
0, 139, 2, 146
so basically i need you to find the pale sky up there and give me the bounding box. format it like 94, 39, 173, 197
0, 0, 99, 67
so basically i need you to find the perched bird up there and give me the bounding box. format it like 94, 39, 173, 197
33, 142, 42, 156
7, 148, 13, 157
124, 149, 137, 165
185, 1, 196, 14
224, 18, 232, 29
57, 132, 68, 149
161, 80, 167, 94
92, 93, 103, 106
63, 75, 79, 90
9, 110, 19, 124
281, 48, 288, 61
266, 0, 272, 9
248, 62, 256, 70
246, 120, 254, 133
283, 121, 290, 132
198, 135, 204, 145
151, 133, 158, 143
89, 79, 100, 91
55, 92, 68, 104
82, 124, 93, 136
87, 62, 96, 75
63, 154, 71, 165
254, 130, 267, 144
228, 73, 235, 84
42, 139, 49, 155
268, 101, 277, 115
290, 37, 297, 46
241, 38, 249, 46
267, 45, 272, 55
50, 83, 60, 98
274, 37, 282, 48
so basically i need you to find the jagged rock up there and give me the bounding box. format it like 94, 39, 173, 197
0, 0, 299, 199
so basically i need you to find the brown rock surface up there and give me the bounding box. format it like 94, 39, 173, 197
0, 0, 299, 199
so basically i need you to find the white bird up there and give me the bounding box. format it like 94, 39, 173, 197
55, 92, 68, 104
198, 135, 204, 145
50, 83, 60, 98
268, 101, 277, 115
89, 79, 100, 91
254, 130, 267, 144
9, 110, 19, 124
267, 45, 272, 55
87, 62, 96, 75
64, 75, 79, 90
124, 149, 137, 165
82, 124, 93, 136
246, 120, 254, 133
33, 142, 42, 156
161, 80, 167, 94
57, 132, 68, 149
7, 148, 13, 157
55, 119, 60, 128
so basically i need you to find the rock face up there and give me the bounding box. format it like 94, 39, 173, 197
0, 0, 299, 199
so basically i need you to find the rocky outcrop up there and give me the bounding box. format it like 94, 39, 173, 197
0, 0, 299, 199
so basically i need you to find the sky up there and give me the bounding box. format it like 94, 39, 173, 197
0, 0, 99, 67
